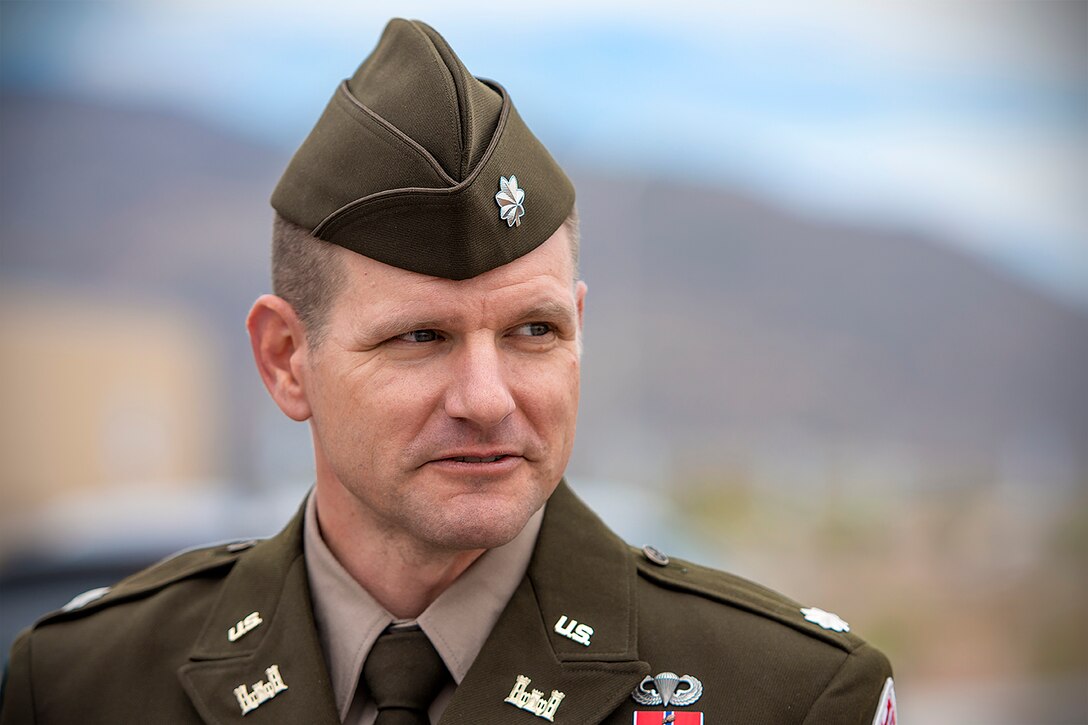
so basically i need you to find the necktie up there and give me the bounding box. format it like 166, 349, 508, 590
363, 628, 451, 725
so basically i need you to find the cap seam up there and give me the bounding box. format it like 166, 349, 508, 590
337, 81, 455, 186
415, 21, 472, 178
405, 19, 463, 178
314, 84, 512, 236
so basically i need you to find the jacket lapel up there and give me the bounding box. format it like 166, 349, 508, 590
177, 506, 339, 725
441, 482, 650, 724
175, 481, 647, 724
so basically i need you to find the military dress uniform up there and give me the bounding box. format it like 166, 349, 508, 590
303, 488, 547, 722
1, 482, 892, 724
2, 18, 896, 725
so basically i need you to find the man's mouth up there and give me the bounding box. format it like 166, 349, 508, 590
450, 455, 508, 463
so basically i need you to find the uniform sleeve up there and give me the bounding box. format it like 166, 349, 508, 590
0, 630, 36, 724
802, 642, 893, 725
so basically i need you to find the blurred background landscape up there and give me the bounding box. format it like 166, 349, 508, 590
1, 1, 1085, 722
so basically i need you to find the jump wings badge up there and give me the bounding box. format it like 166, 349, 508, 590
631, 672, 703, 708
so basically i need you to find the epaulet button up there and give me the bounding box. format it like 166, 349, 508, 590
641, 545, 670, 566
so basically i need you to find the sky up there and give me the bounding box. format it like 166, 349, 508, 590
2, 0, 1086, 309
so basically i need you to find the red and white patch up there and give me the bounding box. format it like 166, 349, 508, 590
633, 712, 704, 725
870, 677, 897, 725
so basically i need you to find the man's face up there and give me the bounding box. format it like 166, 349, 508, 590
300, 226, 585, 552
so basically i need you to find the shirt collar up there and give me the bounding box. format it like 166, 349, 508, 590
303, 489, 544, 720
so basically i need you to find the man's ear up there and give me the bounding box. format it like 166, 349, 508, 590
246, 294, 312, 421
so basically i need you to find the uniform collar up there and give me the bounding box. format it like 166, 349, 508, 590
439, 480, 650, 724
302, 489, 544, 720
175, 481, 649, 725
177, 500, 340, 725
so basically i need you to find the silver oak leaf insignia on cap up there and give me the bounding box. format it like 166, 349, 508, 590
495, 175, 526, 227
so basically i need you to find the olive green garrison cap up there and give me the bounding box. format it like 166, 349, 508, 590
271, 18, 575, 280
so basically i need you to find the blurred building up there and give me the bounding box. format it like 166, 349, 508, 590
0, 283, 221, 556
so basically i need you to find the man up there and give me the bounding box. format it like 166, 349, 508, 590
1, 18, 896, 725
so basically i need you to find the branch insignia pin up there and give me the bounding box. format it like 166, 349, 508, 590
233, 664, 288, 715
504, 674, 564, 721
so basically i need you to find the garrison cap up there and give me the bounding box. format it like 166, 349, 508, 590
271, 18, 575, 280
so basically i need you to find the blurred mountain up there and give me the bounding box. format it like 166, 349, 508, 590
0, 93, 282, 301
573, 171, 1088, 488
3, 92, 1086, 493
0, 92, 287, 490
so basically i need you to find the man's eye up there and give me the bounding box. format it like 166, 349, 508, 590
514, 322, 553, 337
395, 329, 441, 343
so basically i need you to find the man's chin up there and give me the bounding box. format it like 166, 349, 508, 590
412, 487, 546, 551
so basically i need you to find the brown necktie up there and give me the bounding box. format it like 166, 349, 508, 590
363, 628, 451, 725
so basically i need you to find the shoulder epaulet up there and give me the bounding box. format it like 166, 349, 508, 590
631, 544, 864, 653
35, 539, 260, 626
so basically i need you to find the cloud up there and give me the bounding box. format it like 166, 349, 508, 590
4, 0, 1085, 306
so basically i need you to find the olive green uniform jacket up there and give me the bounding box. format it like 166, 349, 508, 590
1, 482, 892, 724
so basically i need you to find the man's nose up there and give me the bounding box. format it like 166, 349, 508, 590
443, 337, 516, 429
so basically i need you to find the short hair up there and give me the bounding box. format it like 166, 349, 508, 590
271, 214, 346, 347
271, 209, 580, 346
565, 206, 581, 279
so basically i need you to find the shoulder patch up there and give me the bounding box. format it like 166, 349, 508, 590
871, 677, 897, 725
37, 541, 252, 626
632, 547, 864, 652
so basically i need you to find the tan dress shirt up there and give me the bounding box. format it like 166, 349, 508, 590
303, 491, 544, 725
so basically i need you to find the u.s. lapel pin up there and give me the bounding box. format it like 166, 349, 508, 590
233, 664, 288, 715
553, 614, 594, 646
504, 674, 565, 722
228, 611, 263, 642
